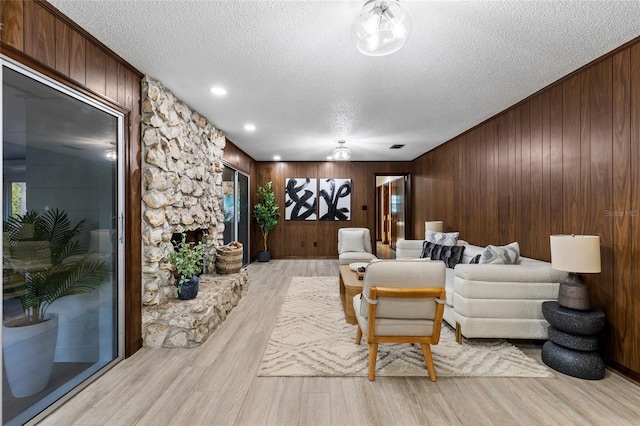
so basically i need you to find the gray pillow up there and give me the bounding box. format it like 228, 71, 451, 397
426, 231, 459, 246
479, 242, 520, 265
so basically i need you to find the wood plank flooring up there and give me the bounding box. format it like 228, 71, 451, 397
42, 259, 640, 426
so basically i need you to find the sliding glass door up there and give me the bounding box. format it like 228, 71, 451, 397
222, 165, 250, 265
2, 59, 124, 425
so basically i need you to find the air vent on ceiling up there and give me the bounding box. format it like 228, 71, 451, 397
389, 144, 405, 150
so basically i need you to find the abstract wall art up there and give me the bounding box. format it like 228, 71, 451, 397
285, 178, 317, 220
319, 178, 351, 221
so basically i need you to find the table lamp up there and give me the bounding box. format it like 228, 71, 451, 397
549, 234, 601, 310
425, 221, 444, 233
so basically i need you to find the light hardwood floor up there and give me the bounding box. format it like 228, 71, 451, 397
42, 259, 640, 426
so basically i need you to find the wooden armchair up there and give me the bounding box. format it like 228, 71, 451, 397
353, 259, 446, 381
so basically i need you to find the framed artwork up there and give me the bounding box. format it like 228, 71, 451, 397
319, 178, 351, 221
285, 178, 317, 220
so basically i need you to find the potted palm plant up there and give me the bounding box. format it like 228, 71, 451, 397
165, 233, 205, 300
2, 209, 108, 398
253, 181, 280, 262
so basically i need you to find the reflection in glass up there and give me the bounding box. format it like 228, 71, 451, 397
2, 65, 120, 425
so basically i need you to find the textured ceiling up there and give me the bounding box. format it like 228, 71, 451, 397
49, 0, 640, 162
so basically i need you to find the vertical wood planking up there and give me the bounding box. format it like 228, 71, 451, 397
513, 107, 523, 250
0, 0, 24, 50
105, 55, 119, 101
562, 76, 581, 233
549, 85, 563, 236
24, 1, 55, 68
69, 28, 85, 84
520, 102, 532, 256
497, 115, 509, 244
85, 41, 107, 95
589, 59, 614, 315
540, 91, 552, 261
54, 17, 70, 75
612, 47, 632, 365
529, 96, 544, 259
630, 43, 640, 371
486, 120, 500, 245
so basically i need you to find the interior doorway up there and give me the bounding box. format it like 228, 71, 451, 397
375, 174, 410, 255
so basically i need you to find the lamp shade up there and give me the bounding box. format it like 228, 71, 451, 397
550, 235, 601, 273
425, 221, 444, 233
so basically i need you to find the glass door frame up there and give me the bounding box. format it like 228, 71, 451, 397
222, 162, 250, 265
1, 55, 126, 424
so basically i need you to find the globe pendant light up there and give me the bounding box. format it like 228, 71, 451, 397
332, 140, 352, 161
352, 0, 412, 57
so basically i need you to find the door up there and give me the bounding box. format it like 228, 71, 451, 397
222, 165, 250, 265
2, 59, 124, 425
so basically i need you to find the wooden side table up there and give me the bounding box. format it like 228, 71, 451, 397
541, 301, 606, 379
339, 265, 363, 325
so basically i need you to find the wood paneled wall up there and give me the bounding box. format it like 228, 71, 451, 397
412, 39, 640, 377
223, 139, 255, 176
254, 162, 410, 259
1, 0, 143, 356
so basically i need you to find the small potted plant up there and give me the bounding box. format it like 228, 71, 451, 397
165, 233, 205, 300
253, 181, 280, 262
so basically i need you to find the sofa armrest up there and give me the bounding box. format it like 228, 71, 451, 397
454, 264, 567, 283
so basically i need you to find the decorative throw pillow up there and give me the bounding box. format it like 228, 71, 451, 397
469, 254, 481, 264
479, 242, 520, 265
419, 241, 436, 259
431, 244, 466, 268
426, 231, 459, 246
340, 230, 366, 254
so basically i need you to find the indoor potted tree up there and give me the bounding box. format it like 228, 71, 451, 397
165, 233, 205, 300
253, 181, 280, 262
2, 209, 108, 398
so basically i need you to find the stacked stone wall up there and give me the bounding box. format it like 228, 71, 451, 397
141, 76, 226, 306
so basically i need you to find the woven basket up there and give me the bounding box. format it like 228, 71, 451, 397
216, 243, 243, 274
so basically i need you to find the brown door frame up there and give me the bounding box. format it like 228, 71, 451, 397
374, 172, 411, 247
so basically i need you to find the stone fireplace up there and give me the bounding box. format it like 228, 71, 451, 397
140, 76, 248, 348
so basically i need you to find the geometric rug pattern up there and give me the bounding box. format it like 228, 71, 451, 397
258, 276, 554, 378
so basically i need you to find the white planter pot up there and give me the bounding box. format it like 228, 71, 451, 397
3, 313, 59, 398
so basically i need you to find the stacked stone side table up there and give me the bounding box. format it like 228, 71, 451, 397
541, 301, 606, 379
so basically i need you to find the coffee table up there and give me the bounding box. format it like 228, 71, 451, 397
339, 264, 363, 325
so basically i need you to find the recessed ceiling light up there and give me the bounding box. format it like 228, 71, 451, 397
327, 156, 334, 160
273, 155, 281, 161
244, 124, 256, 132
210, 87, 227, 96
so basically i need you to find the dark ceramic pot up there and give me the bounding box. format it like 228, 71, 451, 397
178, 275, 199, 300
257, 251, 271, 262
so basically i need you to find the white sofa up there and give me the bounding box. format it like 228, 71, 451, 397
395, 240, 568, 342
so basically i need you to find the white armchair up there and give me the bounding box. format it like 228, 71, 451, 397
337, 227, 377, 265
352, 259, 447, 381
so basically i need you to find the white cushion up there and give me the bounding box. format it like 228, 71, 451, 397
339, 252, 377, 265
339, 229, 365, 254
353, 295, 437, 337
426, 231, 459, 246
479, 242, 520, 264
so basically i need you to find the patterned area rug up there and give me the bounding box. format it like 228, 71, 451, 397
258, 276, 554, 378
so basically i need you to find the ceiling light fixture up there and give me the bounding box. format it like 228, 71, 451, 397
244, 124, 256, 132
273, 155, 281, 161
352, 0, 412, 57
332, 140, 352, 161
